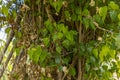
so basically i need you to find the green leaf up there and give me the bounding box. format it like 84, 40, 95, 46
39, 50, 47, 63
99, 45, 109, 61
77, 15, 82, 21
28, 46, 42, 64
57, 32, 63, 39
45, 20, 53, 33
82, 9, 89, 16
115, 34, 120, 49
65, 30, 76, 44
64, 11, 70, 19
69, 67, 76, 77
99, 6, 107, 21
90, 19, 95, 29
118, 13, 120, 20
92, 48, 98, 58
36, 0, 40, 4
109, 1, 119, 10
56, 46, 62, 54
15, 48, 20, 55
99, 53, 104, 62
109, 10, 118, 22
55, 56, 61, 64
71, 13, 77, 21
5, 27, 11, 33
75, 7, 81, 14
2, 6, 9, 17
56, 23, 68, 35
66, 32, 73, 42
61, 25, 68, 34
85, 63, 90, 72
52, 33, 58, 42
90, 56, 96, 63
109, 50, 116, 58
83, 18, 89, 29
62, 57, 70, 65
62, 39, 70, 49
93, 15, 104, 25
79, 44, 85, 56
41, 28, 48, 37
17, 32, 22, 38
102, 65, 108, 70
52, 0, 63, 12
43, 37, 50, 46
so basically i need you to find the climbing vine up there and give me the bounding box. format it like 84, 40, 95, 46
0, 0, 120, 80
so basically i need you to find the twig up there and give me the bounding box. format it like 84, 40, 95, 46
93, 22, 113, 34
0, 16, 6, 21
62, 72, 67, 80
58, 72, 62, 80
62, 54, 78, 80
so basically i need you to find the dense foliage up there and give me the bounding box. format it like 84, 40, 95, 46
0, 0, 120, 80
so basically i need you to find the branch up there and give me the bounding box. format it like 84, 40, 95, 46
11, 48, 24, 74
77, 59, 82, 80
44, 1, 55, 22
0, 16, 6, 21
0, 47, 14, 78
0, 11, 23, 78
0, 30, 14, 64
0, 10, 23, 64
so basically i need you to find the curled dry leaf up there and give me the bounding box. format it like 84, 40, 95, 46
89, 0, 95, 7
20, 4, 30, 12
41, 67, 45, 74
103, 0, 105, 3
63, 1, 68, 7
63, 66, 68, 73
96, 7, 99, 14
98, 36, 102, 41
47, 73, 52, 78
30, 34, 37, 40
